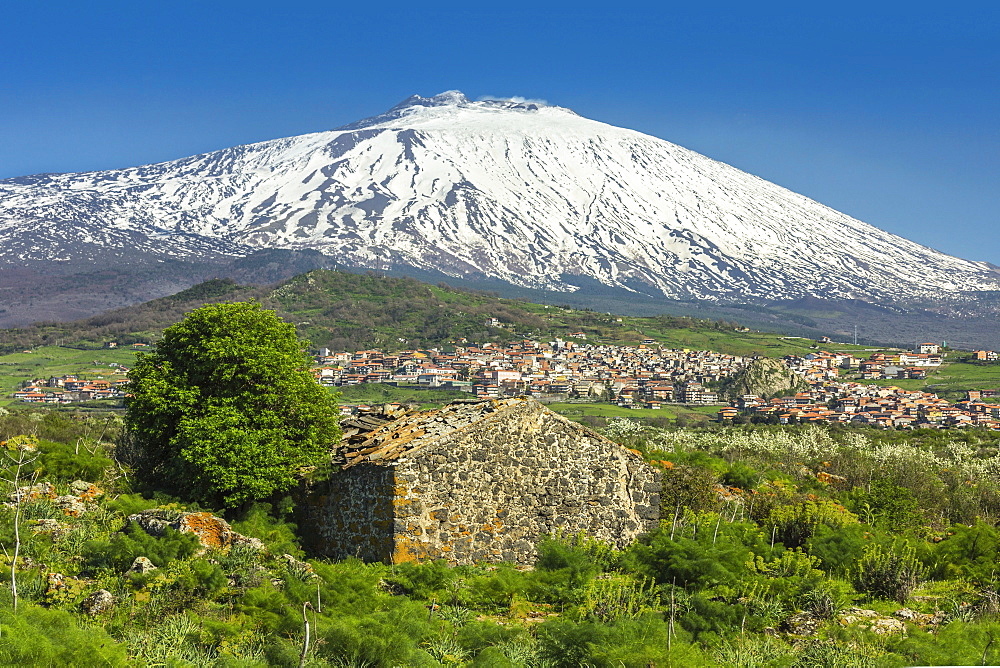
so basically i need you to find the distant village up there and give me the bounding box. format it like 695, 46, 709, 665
725, 343, 1000, 429
12, 374, 128, 404
315, 334, 1000, 429
314, 336, 741, 407
8, 334, 999, 429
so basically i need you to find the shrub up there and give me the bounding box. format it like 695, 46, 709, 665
846, 479, 925, 532
82, 521, 201, 571
0, 601, 130, 665
767, 496, 859, 549
807, 523, 873, 577
852, 541, 926, 604
624, 517, 760, 591
34, 439, 114, 483
660, 465, 720, 515
929, 521, 1000, 583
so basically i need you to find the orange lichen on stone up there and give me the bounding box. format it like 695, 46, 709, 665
78, 484, 103, 502
392, 535, 425, 564
179, 512, 229, 549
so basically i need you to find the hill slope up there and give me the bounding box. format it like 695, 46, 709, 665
0, 270, 782, 354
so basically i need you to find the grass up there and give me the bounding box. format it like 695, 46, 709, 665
544, 401, 717, 424
0, 346, 137, 406
840, 360, 1000, 401
924, 361, 1000, 400
616, 320, 884, 358
336, 383, 472, 409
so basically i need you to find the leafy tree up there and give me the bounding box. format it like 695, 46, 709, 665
121, 302, 340, 507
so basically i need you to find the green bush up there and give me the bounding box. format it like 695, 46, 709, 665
457, 620, 528, 656
888, 620, 1000, 667
807, 523, 873, 577
32, 439, 114, 483
679, 593, 748, 643
314, 601, 437, 667
852, 541, 926, 604
660, 464, 720, 515
767, 496, 859, 549
846, 479, 925, 532
535, 531, 619, 590
82, 520, 201, 571
0, 601, 130, 666
625, 517, 771, 591
383, 559, 456, 600
929, 521, 1000, 583
230, 502, 303, 556
536, 618, 610, 667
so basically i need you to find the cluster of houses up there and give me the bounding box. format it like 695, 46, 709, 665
8, 337, 998, 430
12, 373, 128, 404
314, 338, 747, 408
718, 344, 1000, 429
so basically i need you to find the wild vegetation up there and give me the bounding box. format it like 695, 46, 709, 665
2, 403, 1000, 665
2, 275, 1000, 664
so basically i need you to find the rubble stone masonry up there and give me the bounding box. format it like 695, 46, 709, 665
297, 398, 661, 565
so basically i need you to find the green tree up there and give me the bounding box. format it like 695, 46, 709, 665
121, 302, 340, 507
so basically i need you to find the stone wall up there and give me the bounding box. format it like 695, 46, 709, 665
299, 399, 661, 565
297, 464, 396, 562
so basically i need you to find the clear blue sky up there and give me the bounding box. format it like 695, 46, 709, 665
4, 2, 998, 263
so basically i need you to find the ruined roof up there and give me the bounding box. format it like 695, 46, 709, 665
338, 403, 416, 441
336, 397, 527, 468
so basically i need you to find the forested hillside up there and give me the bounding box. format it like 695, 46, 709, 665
0, 270, 751, 354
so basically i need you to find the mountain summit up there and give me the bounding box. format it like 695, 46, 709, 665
1, 91, 998, 308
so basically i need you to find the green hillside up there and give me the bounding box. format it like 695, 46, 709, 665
0, 270, 875, 358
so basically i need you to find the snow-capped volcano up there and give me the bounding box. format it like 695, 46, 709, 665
2, 90, 998, 304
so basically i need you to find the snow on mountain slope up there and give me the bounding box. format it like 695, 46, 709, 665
1, 91, 997, 303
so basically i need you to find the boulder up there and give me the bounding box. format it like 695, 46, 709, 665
9, 481, 55, 503
31, 518, 70, 539
70, 480, 104, 501
127, 510, 265, 551
838, 607, 907, 636
81, 589, 115, 617
53, 495, 88, 517
784, 611, 821, 636
127, 556, 157, 575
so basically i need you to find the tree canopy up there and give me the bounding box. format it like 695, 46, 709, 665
122, 301, 340, 507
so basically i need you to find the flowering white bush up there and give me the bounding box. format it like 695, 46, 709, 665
646, 424, 1000, 482
604, 417, 646, 441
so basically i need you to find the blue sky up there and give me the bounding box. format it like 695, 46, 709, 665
3, 2, 998, 263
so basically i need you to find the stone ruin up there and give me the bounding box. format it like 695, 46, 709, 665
297, 397, 661, 565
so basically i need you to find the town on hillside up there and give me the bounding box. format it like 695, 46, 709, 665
314, 338, 744, 407
313, 337, 1000, 429
12, 374, 128, 404
7, 335, 999, 429
728, 343, 1000, 428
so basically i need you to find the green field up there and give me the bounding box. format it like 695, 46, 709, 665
616, 320, 882, 358
925, 361, 1000, 400
843, 360, 1000, 401
336, 383, 471, 409
543, 401, 720, 424
0, 346, 137, 406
